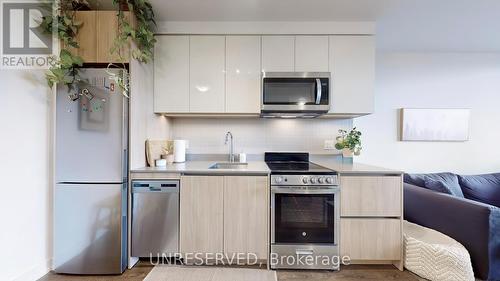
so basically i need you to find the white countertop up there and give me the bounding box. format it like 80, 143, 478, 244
131, 158, 402, 175
310, 156, 404, 175
130, 161, 270, 175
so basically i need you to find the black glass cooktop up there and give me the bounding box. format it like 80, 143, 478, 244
264, 152, 334, 174
266, 162, 331, 172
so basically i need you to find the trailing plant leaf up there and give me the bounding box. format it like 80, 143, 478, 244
41, 0, 156, 98
41, 0, 89, 95
112, 0, 157, 64
106, 63, 130, 98
45, 49, 84, 92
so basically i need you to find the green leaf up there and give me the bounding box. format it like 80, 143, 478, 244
335, 143, 345, 150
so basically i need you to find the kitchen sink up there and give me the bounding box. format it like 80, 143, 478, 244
209, 162, 248, 169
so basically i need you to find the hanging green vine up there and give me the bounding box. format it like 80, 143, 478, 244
112, 0, 156, 63
41, 0, 87, 93
41, 0, 157, 96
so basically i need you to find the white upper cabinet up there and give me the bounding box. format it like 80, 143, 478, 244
153, 34, 375, 117
154, 35, 189, 113
294, 36, 329, 72
189, 36, 226, 113
261, 36, 294, 72
329, 36, 375, 115
225, 36, 261, 114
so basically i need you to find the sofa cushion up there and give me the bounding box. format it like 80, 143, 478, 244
404, 173, 464, 198
424, 177, 464, 197
458, 173, 500, 208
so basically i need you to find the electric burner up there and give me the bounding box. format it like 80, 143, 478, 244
265, 152, 336, 175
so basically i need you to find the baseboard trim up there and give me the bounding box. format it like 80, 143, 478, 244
12, 258, 52, 281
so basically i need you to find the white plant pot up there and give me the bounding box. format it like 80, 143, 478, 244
165, 154, 174, 164
342, 148, 354, 158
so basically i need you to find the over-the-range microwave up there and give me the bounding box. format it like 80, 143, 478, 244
261, 72, 330, 118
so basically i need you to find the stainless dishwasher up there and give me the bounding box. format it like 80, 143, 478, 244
131, 180, 179, 257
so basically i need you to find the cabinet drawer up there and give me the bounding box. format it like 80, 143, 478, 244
340, 218, 401, 260
341, 176, 401, 217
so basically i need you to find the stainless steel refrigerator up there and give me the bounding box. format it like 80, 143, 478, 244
54, 68, 128, 274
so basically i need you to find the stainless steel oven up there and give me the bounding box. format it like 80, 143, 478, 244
261, 72, 330, 117
270, 175, 340, 270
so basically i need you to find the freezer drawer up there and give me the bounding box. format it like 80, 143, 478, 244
54, 183, 127, 274
132, 180, 179, 257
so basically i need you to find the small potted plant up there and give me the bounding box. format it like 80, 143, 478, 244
161, 142, 175, 164
335, 128, 362, 158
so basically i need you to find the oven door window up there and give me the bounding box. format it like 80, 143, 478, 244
263, 78, 328, 105
274, 193, 335, 244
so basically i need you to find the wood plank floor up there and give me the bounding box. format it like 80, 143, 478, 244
40, 262, 424, 281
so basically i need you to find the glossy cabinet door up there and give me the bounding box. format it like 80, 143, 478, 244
328, 35, 375, 115
180, 176, 224, 256
225, 36, 261, 113
261, 36, 295, 72
223, 176, 268, 260
189, 36, 226, 113
154, 35, 190, 113
295, 36, 329, 72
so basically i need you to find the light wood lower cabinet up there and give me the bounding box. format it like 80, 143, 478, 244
180, 176, 224, 254
224, 176, 268, 260
180, 175, 269, 263
340, 218, 401, 260
339, 174, 403, 269
341, 176, 402, 217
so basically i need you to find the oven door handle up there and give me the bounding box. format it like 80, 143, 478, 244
296, 249, 314, 255
271, 186, 339, 194
315, 78, 322, 105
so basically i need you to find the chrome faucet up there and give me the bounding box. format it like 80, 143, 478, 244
224, 131, 235, 162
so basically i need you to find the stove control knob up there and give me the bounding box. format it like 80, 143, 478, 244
318, 177, 325, 184
275, 176, 284, 184
326, 177, 333, 184
310, 177, 317, 184
302, 177, 309, 184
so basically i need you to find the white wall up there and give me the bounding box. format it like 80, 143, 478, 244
355, 52, 500, 174
0, 70, 53, 280
156, 21, 374, 35
171, 118, 352, 155
130, 59, 171, 169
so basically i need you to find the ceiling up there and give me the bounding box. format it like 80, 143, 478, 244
149, 0, 500, 52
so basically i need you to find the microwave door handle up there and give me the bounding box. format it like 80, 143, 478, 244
315, 78, 322, 104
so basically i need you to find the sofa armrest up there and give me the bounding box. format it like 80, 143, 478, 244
404, 183, 495, 280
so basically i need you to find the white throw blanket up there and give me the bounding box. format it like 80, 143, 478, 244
404, 221, 475, 281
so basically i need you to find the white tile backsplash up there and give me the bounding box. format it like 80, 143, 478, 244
171, 118, 352, 155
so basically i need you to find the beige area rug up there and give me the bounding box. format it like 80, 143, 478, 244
143, 265, 277, 281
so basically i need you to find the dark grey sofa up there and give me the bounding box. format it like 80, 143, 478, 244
404, 183, 500, 281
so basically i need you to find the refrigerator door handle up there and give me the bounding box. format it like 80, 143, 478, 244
123, 148, 128, 182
